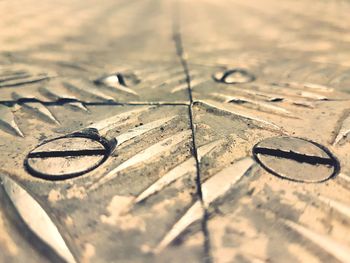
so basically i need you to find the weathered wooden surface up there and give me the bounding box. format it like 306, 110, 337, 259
1, 0, 350, 262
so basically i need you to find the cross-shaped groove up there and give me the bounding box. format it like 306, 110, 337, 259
172, 2, 213, 262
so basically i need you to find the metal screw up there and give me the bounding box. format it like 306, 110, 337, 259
252, 136, 340, 183
213, 68, 255, 84
25, 129, 115, 180
94, 72, 140, 87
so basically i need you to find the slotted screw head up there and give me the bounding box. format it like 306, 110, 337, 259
213, 68, 255, 84
252, 136, 340, 183
25, 130, 115, 180
94, 72, 140, 87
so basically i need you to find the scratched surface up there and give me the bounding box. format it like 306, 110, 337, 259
1, 0, 350, 262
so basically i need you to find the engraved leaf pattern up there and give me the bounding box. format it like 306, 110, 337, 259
0, 175, 76, 263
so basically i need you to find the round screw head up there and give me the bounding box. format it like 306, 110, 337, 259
213, 68, 255, 84
25, 131, 113, 180
252, 136, 340, 183
95, 72, 140, 87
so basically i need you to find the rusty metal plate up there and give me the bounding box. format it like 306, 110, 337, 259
1, 0, 350, 263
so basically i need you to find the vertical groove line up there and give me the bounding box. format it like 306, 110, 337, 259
171, 2, 213, 262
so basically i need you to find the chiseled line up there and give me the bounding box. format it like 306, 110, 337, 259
0, 73, 31, 83
0, 76, 50, 88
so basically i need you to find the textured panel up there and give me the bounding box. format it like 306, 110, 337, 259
0, 105, 205, 262
0, 0, 189, 103
1, 0, 350, 262
178, 0, 350, 262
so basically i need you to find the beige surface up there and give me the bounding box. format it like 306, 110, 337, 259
1, 0, 350, 262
